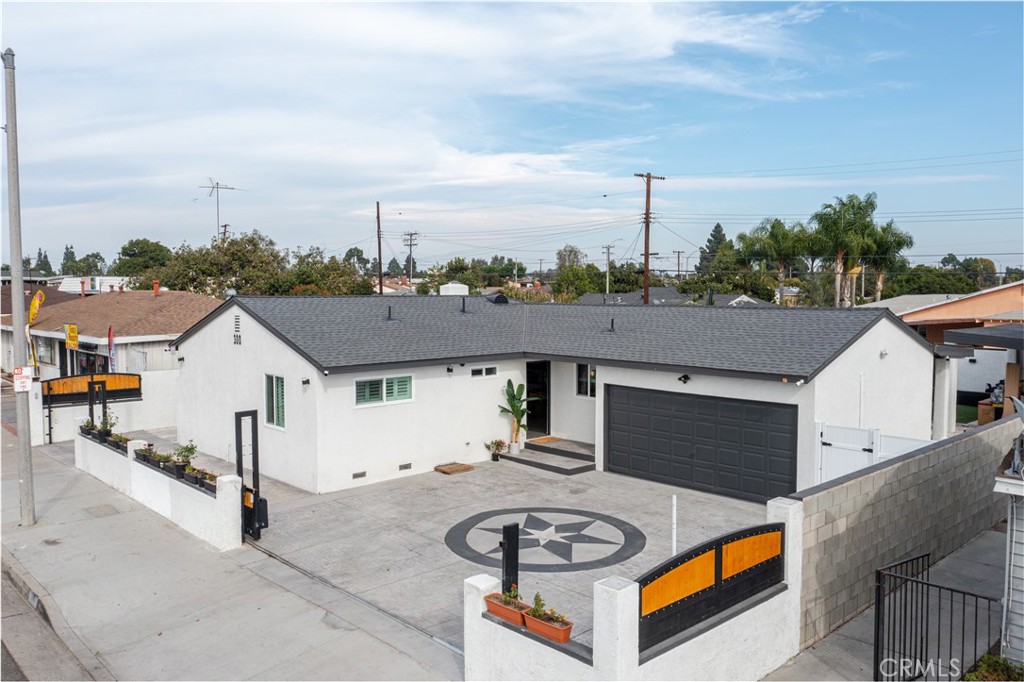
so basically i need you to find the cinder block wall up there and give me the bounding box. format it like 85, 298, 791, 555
791, 417, 1019, 648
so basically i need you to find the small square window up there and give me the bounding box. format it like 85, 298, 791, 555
471, 368, 484, 377
485, 367, 497, 376
576, 363, 597, 397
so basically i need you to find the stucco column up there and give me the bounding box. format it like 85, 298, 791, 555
932, 357, 954, 440
592, 576, 639, 680
766, 497, 803, 665
464, 574, 501, 680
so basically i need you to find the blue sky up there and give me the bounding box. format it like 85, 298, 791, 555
2, 2, 1022, 275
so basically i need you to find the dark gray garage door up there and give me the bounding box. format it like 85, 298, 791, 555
606, 386, 798, 503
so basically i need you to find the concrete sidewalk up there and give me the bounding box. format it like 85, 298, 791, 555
1, 434, 463, 680
763, 528, 1007, 681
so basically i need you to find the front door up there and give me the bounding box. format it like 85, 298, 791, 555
525, 361, 550, 439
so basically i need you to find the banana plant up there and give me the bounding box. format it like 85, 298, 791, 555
499, 379, 537, 445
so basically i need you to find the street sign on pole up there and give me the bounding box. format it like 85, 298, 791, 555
13, 366, 32, 392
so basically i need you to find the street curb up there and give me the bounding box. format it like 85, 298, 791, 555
1, 546, 113, 681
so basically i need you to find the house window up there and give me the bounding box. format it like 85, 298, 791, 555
36, 338, 55, 365
356, 375, 413, 405
576, 363, 597, 397
265, 375, 285, 427
470, 366, 498, 378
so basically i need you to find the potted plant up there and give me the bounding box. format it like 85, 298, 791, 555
108, 433, 129, 452
498, 380, 536, 455
483, 583, 530, 626
134, 446, 155, 463
79, 418, 95, 436
202, 471, 218, 494
183, 465, 200, 485
523, 592, 573, 643
167, 440, 197, 479
153, 452, 175, 475
484, 439, 507, 462
97, 410, 118, 438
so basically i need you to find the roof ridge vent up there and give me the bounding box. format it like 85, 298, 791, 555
492, 293, 508, 304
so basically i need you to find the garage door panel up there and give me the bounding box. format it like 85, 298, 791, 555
606, 385, 798, 503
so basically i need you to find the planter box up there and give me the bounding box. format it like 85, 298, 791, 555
484, 594, 530, 627
166, 461, 186, 479
523, 613, 573, 643
202, 478, 217, 494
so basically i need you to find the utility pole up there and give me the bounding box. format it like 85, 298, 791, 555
538, 258, 544, 280
603, 244, 614, 295
402, 231, 418, 282
4, 48, 36, 526
673, 250, 684, 281
199, 178, 243, 243
634, 172, 665, 305
219, 223, 231, 243
376, 202, 383, 295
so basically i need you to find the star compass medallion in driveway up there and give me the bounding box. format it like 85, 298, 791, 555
444, 507, 646, 573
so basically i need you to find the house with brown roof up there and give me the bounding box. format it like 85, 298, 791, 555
1, 286, 220, 444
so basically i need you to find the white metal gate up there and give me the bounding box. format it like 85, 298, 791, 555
816, 422, 933, 484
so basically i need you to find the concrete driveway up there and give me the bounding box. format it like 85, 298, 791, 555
248, 458, 765, 652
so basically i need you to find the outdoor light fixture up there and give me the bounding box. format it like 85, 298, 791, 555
796, 379, 805, 387
879, 349, 889, 359
301, 378, 310, 386
678, 374, 690, 384
447, 365, 454, 374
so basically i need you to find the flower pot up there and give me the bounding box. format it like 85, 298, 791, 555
134, 450, 147, 462
166, 462, 186, 479
484, 594, 529, 626
491, 452, 501, 462
105, 436, 119, 448
524, 613, 573, 643
202, 477, 217, 494
116, 441, 128, 453
183, 471, 198, 484
509, 441, 520, 455
79, 425, 91, 436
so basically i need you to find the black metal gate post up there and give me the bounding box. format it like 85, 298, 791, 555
500, 522, 519, 596
235, 410, 268, 541
87, 380, 107, 427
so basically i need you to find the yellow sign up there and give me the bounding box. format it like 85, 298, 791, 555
28, 290, 45, 325
65, 323, 79, 350
41, 373, 141, 397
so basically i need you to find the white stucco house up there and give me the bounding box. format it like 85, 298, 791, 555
172, 296, 950, 500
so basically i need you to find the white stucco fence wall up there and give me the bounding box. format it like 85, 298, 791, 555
73, 432, 241, 551
28, 369, 179, 446
463, 498, 803, 681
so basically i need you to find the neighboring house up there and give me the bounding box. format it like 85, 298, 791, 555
439, 281, 470, 296
575, 287, 774, 307
56, 275, 129, 295
865, 282, 1024, 405
0, 272, 63, 287
1, 288, 220, 444
173, 296, 942, 500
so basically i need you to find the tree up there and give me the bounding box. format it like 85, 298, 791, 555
403, 254, 418, 278
108, 238, 172, 276
868, 220, 914, 301
555, 244, 585, 272
810, 192, 879, 307
63, 252, 107, 276
551, 263, 602, 298
440, 257, 483, 291
695, 223, 728, 275
386, 257, 403, 276
1005, 266, 1023, 283
940, 253, 961, 269
736, 218, 805, 304
60, 245, 77, 275
342, 247, 370, 274
884, 266, 977, 297
958, 257, 999, 288
34, 249, 54, 276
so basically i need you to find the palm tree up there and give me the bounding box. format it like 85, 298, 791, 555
737, 218, 805, 305
869, 220, 914, 301
811, 192, 878, 307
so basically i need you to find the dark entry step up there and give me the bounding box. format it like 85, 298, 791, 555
501, 447, 596, 476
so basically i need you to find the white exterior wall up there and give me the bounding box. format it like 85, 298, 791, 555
1, 328, 14, 372
73, 433, 242, 550
594, 365, 818, 491
176, 308, 321, 492
813, 319, 933, 441
996, 478, 1024, 665
548, 361, 597, 443
958, 349, 1012, 394
28, 369, 179, 446
317, 361, 524, 492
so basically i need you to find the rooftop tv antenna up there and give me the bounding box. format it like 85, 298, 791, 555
199, 178, 245, 242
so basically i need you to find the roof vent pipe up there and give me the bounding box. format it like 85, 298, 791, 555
610, 318, 615, 332
387, 305, 392, 320
152, 280, 160, 297
462, 297, 466, 313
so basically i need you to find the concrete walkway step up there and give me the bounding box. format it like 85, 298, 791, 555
501, 447, 596, 476
523, 437, 595, 462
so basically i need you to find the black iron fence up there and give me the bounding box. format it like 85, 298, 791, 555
874, 554, 1001, 681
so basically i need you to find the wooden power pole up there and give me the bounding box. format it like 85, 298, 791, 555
376, 201, 383, 295
634, 172, 665, 305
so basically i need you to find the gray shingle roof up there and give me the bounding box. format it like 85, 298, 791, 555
575, 288, 774, 307
177, 295, 919, 382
